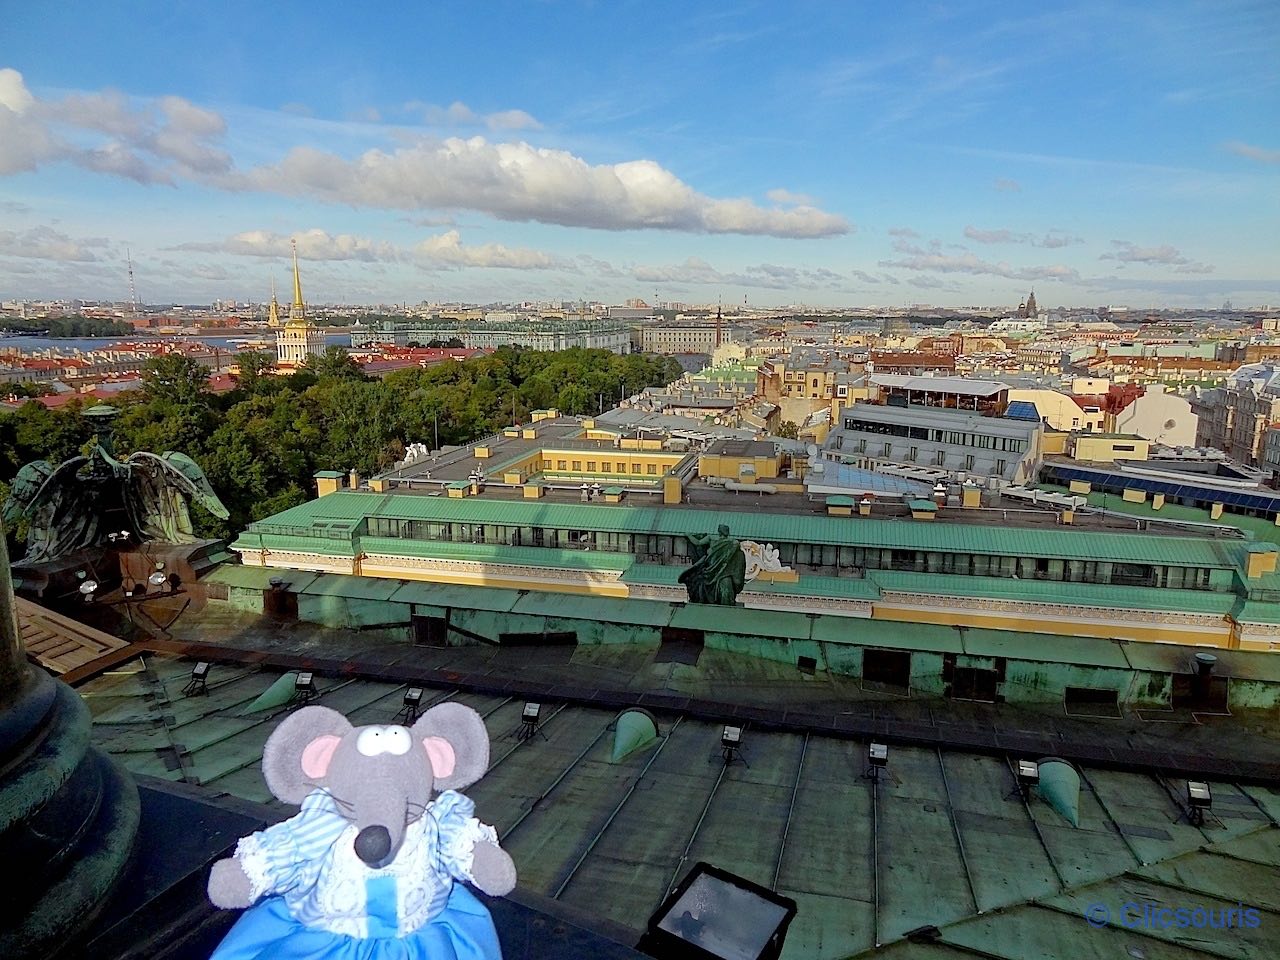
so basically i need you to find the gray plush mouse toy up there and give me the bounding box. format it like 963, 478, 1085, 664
207, 702, 516, 960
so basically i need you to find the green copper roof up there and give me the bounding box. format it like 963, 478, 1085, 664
204, 565, 319, 591
245, 491, 1247, 569
870, 570, 1238, 615
359, 537, 635, 572
510, 592, 673, 627
86, 652, 1280, 960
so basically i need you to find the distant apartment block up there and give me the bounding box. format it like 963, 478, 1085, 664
1193, 363, 1280, 465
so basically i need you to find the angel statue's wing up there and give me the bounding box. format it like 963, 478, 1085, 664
124, 451, 229, 543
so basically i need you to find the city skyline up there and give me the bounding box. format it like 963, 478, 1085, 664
1, 1, 1277, 308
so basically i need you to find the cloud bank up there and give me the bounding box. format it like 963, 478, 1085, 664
173, 228, 563, 272
1102, 240, 1214, 274
0, 67, 850, 240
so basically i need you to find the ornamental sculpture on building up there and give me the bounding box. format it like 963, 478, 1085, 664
679, 523, 748, 605
740, 540, 793, 582
2, 404, 229, 565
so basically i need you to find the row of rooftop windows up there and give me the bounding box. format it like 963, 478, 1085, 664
841, 417, 1029, 452
840, 441, 1003, 472
359, 517, 1221, 590
543, 459, 662, 475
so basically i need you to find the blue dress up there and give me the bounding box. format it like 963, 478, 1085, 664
210, 790, 503, 960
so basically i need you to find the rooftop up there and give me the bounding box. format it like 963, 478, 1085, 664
76, 610, 1280, 960
869, 374, 1010, 397
238, 491, 1247, 569
840, 403, 1039, 438
704, 439, 779, 458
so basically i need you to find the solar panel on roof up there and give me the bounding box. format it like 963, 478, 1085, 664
1043, 464, 1280, 513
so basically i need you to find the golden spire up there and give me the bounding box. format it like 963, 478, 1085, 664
288, 238, 306, 325
267, 275, 280, 327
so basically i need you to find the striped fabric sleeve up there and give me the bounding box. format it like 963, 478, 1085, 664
432, 791, 499, 883
235, 825, 299, 902
234, 790, 349, 901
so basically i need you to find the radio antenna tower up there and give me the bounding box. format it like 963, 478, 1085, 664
126, 247, 140, 315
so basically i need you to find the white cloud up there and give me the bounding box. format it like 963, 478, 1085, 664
964, 226, 1016, 244
175, 229, 399, 262
888, 226, 920, 238
1102, 239, 1214, 274
0, 68, 229, 183
964, 225, 1082, 248
0, 69, 849, 240
171, 227, 563, 272
413, 230, 562, 270
78, 141, 169, 184
1225, 141, 1280, 164
882, 236, 1080, 282
1036, 233, 1078, 249
233, 138, 850, 238
407, 100, 543, 132
0, 68, 62, 175
630, 257, 846, 290
0, 67, 35, 114
159, 96, 226, 138
993, 178, 1021, 192
766, 187, 816, 206
485, 109, 540, 131
43, 89, 148, 138
0, 225, 111, 261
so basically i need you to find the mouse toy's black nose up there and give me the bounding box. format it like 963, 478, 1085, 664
354, 825, 392, 866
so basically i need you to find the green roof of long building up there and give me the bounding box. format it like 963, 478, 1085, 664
243, 491, 1249, 569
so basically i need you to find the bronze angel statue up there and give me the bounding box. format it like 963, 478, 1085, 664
3, 443, 230, 565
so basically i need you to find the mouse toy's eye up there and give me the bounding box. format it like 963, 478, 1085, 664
356, 725, 413, 757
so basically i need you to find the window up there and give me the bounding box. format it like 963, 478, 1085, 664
883, 442, 892, 457
935, 450, 946, 466
601, 462, 611, 472
996, 459, 1007, 475
647, 463, 657, 474
617, 462, 626, 472
951, 667, 999, 702
908, 446, 918, 462
1064, 686, 1120, 718
587, 461, 596, 471
557, 460, 567, 470
964, 455, 975, 470
632, 463, 642, 473
572, 460, 582, 471
863, 648, 911, 691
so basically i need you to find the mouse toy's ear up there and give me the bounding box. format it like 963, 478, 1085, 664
411, 702, 490, 791
263, 706, 353, 803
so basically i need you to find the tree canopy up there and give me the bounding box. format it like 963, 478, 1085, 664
0, 314, 136, 337
0, 346, 682, 542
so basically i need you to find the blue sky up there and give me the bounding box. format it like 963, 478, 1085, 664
0, 0, 1276, 308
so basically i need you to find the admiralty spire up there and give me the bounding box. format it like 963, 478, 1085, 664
275, 238, 326, 367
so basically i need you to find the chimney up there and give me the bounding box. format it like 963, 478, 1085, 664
349, 468, 360, 490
